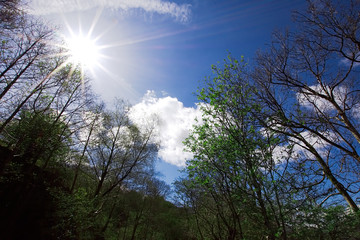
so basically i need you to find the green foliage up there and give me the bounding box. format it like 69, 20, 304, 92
5, 110, 71, 166
180, 53, 360, 239
110, 191, 190, 240
183, 55, 285, 239
0, 154, 70, 239
288, 205, 360, 239
50, 188, 97, 240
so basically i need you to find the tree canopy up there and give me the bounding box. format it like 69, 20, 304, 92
178, 0, 360, 239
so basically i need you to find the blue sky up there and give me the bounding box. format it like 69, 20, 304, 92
28, 0, 306, 185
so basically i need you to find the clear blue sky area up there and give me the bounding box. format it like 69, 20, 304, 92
31, 0, 307, 185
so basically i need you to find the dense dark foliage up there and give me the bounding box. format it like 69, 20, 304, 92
0, 1, 187, 239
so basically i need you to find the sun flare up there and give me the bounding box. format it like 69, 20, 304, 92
65, 34, 100, 69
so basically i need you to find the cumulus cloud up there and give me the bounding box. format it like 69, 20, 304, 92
297, 84, 360, 119
292, 131, 334, 156
271, 130, 335, 166
297, 85, 347, 112
28, 0, 191, 22
352, 105, 360, 119
128, 91, 202, 167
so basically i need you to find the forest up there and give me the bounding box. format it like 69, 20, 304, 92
0, 0, 360, 239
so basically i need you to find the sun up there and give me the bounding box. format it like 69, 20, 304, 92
65, 33, 100, 69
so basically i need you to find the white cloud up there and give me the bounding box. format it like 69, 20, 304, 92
297, 84, 360, 119
28, 0, 191, 22
297, 85, 347, 112
78, 111, 104, 144
339, 52, 360, 67
271, 130, 334, 165
291, 131, 333, 156
261, 123, 334, 164
129, 90, 202, 167
352, 104, 360, 119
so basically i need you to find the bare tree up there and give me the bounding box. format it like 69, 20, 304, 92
0, 14, 57, 133
87, 101, 158, 198
253, 0, 360, 211
0, 0, 24, 30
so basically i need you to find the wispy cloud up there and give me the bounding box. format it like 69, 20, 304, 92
129, 91, 202, 167
28, 0, 191, 22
